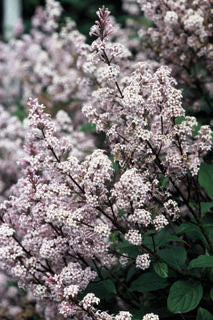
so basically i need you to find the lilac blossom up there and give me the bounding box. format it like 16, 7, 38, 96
0, 3, 212, 320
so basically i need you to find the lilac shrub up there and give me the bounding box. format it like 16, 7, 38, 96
0, 6, 212, 319
0, 96, 163, 319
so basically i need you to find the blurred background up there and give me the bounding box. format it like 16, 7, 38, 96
1, 0, 125, 38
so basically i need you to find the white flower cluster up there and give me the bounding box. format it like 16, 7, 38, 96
0, 224, 14, 238
128, 209, 152, 227
164, 11, 179, 26
153, 214, 169, 231
113, 169, 151, 210
97, 65, 120, 84
115, 311, 132, 320
125, 229, 142, 246
94, 223, 111, 239
11, 264, 27, 278
164, 199, 180, 221
64, 285, 79, 299
33, 285, 47, 299
184, 13, 204, 33
81, 293, 100, 310
136, 254, 151, 270
142, 313, 159, 320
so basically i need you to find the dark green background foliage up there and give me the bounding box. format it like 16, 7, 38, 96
0, 0, 125, 38
22, 0, 125, 35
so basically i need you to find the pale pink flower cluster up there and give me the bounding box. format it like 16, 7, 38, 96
0, 0, 91, 119
89, 6, 113, 41
0, 104, 94, 203
137, 0, 213, 69
123, 0, 213, 111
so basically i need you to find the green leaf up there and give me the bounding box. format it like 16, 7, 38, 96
108, 154, 120, 173
102, 279, 116, 294
175, 116, 186, 124
116, 240, 132, 250
197, 307, 213, 320
158, 247, 187, 269
116, 240, 141, 258
126, 266, 137, 282
201, 202, 213, 218
153, 262, 168, 278
167, 280, 203, 314
210, 288, 213, 301
158, 235, 186, 247
188, 255, 213, 269
209, 269, 213, 282
130, 272, 168, 293
80, 122, 96, 132
10, 109, 26, 122
82, 280, 116, 302
161, 177, 169, 188
118, 209, 127, 217
143, 230, 156, 237
199, 163, 213, 200
177, 222, 206, 243
73, 194, 80, 200
109, 231, 120, 243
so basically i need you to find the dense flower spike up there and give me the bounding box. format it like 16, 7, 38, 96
90, 6, 113, 41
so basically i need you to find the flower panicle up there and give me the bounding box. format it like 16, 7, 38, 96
89, 6, 113, 41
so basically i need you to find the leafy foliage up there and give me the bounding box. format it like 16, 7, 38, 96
167, 280, 203, 314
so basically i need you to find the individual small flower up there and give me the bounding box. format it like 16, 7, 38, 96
107, 43, 131, 59
95, 310, 113, 320
136, 254, 151, 270
125, 229, 142, 245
